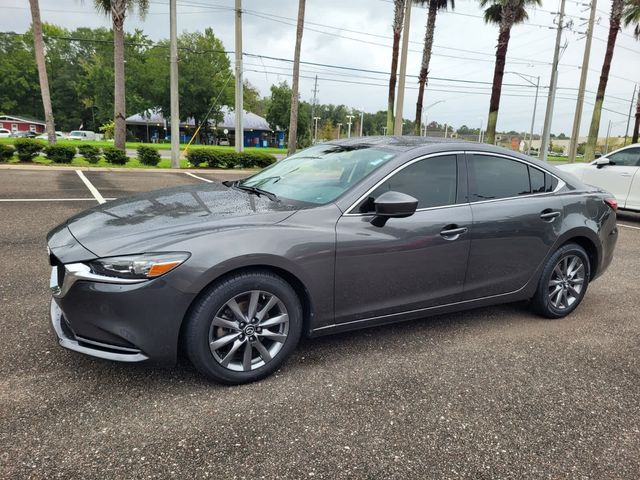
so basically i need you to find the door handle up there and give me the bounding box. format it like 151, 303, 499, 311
620, 172, 632, 177
440, 225, 468, 239
540, 210, 561, 221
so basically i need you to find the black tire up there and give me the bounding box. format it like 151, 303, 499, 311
184, 270, 303, 384
531, 243, 591, 319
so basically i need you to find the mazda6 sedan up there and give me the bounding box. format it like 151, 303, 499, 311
47, 137, 618, 384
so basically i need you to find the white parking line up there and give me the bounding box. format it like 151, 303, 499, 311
184, 172, 213, 183
618, 223, 640, 231
75, 170, 106, 204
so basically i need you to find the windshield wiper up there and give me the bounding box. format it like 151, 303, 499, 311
233, 184, 279, 202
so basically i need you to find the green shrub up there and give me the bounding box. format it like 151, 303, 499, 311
137, 145, 161, 166
103, 146, 129, 165
14, 138, 45, 161
44, 144, 77, 164
0, 144, 14, 162
77, 144, 101, 164
186, 149, 276, 169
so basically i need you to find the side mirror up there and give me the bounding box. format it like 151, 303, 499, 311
370, 191, 418, 227
595, 157, 610, 168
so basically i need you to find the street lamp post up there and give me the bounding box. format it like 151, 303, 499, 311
506, 71, 540, 155
337, 122, 342, 139
346, 115, 354, 138
313, 116, 320, 144
421, 100, 445, 137
359, 110, 364, 137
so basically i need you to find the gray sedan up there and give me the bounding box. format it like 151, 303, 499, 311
47, 137, 618, 384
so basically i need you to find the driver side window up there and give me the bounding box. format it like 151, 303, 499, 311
359, 155, 457, 212
607, 148, 640, 167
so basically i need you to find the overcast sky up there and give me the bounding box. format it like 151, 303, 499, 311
3, 0, 640, 136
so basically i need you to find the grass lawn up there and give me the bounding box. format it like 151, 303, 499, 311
0, 137, 284, 155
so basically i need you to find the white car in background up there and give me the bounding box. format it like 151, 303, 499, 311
35, 131, 64, 140
557, 144, 640, 212
67, 130, 96, 141
0, 128, 12, 138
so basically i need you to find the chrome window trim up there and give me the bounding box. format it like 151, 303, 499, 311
344, 151, 465, 216
343, 150, 565, 216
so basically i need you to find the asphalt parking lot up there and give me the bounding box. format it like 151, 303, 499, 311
1, 166, 639, 479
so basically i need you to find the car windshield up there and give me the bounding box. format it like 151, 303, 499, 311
238, 144, 396, 204
69, 131, 84, 136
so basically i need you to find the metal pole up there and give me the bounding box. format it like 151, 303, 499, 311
393, 0, 412, 136
337, 123, 342, 138
313, 116, 320, 143
568, 0, 597, 162
169, 0, 180, 167
444, 123, 448, 139
346, 115, 354, 138
478, 119, 483, 143
234, 0, 244, 152
423, 115, 427, 137
359, 110, 364, 137
604, 119, 612, 154
540, 0, 566, 162
624, 84, 637, 146
528, 76, 539, 155
382, 126, 387, 136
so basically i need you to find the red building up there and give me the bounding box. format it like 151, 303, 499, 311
0, 115, 46, 134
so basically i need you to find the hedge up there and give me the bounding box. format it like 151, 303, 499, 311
186, 149, 276, 169
77, 144, 101, 164
44, 144, 77, 164
14, 138, 45, 161
137, 145, 161, 166
102, 146, 129, 165
0, 144, 14, 162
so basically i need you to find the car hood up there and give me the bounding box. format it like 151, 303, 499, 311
58, 183, 298, 258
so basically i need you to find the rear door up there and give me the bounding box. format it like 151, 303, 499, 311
334, 153, 472, 325
582, 147, 640, 207
463, 153, 565, 300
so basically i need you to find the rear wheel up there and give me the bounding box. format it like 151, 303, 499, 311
531, 243, 590, 319
184, 271, 302, 384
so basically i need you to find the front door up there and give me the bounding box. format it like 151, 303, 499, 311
334, 154, 471, 325
583, 147, 640, 208
462, 153, 564, 300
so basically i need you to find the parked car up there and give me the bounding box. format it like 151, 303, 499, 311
47, 137, 618, 384
66, 130, 96, 141
0, 128, 11, 138
11, 130, 37, 138
557, 143, 640, 211
218, 137, 230, 146
35, 131, 64, 140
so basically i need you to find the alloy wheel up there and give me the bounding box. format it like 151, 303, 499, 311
208, 290, 289, 372
548, 254, 585, 310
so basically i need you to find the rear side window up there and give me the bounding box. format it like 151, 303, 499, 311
362, 155, 457, 211
468, 155, 530, 201
545, 173, 558, 192
529, 167, 545, 193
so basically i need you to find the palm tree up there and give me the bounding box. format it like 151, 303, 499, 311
623, 0, 639, 142
28, 0, 56, 144
288, 0, 306, 155
387, 0, 405, 134
94, 0, 149, 150
413, 0, 454, 135
583, 0, 624, 162
480, 0, 541, 144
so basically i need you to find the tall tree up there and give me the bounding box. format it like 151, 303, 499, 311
413, 0, 454, 135
622, 0, 639, 142
387, 0, 405, 134
480, 0, 541, 144
28, 0, 56, 144
288, 0, 306, 155
94, 0, 149, 150
583, 0, 624, 162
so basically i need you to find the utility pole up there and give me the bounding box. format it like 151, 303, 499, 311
444, 123, 448, 138
337, 123, 342, 139
623, 84, 637, 146
540, 0, 567, 162
393, 0, 412, 136
346, 115, 354, 138
169, 0, 180, 168
568, 0, 597, 162
234, 0, 244, 153
359, 110, 364, 137
313, 116, 320, 143
311, 75, 318, 137
528, 76, 540, 155
604, 119, 612, 153
478, 119, 483, 142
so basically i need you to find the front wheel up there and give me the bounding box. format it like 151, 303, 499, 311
531, 243, 590, 319
184, 271, 303, 384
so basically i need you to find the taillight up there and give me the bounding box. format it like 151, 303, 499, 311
604, 198, 618, 211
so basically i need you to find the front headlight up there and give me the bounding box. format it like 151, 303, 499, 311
87, 252, 190, 280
